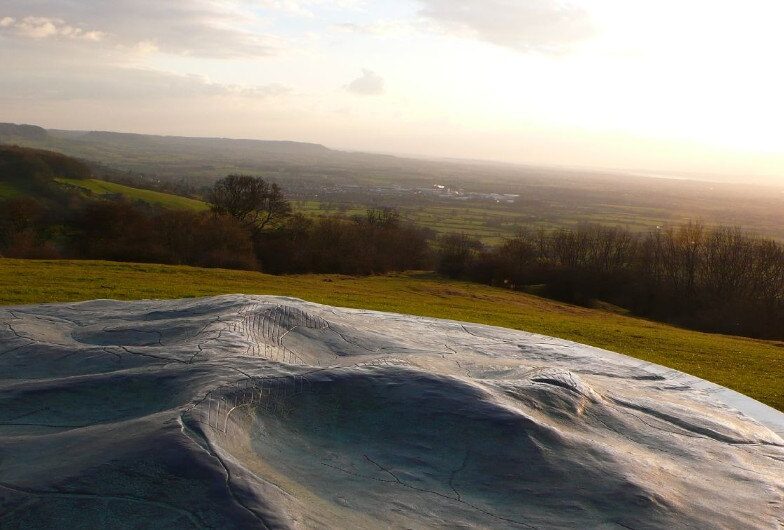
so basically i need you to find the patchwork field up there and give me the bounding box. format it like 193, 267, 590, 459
294, 200, 707, 244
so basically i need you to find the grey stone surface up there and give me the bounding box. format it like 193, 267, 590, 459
0, 295, 782, 528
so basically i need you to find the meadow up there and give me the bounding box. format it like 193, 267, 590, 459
2, 258, 781, 411
0, 181, 21, 198
293, 200, 676, 244
56, 178, 208, 211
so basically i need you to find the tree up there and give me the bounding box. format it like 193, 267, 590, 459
207, 175, 291, 231
364, 207, 400, 228
436, 233, 482, 278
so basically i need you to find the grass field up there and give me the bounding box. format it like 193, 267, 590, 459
56, 178, 208, 211
292, 200, 681, 244
0, 181, 22, 198
1, 258, 781, 411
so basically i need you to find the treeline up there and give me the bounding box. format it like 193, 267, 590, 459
0, 174, 431, 275
437, 223, 784, 339
4, 145, 784, 340
0, 197, 259, 268
0, 145, 91, 181
255, 209, 431, 274
0, 145, 91, 198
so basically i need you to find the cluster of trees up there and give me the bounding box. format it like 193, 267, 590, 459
208, 175, 431, 274
4, 145, 783, 341
437, 223, 784, 339
0, 174, 431, 275
254, 208, 431, 274
0, 196, 259, 269
0, 197, 61, 259
0, 145, 91, 185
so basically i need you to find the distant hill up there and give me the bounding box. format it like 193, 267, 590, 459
1, 122, 331, 156
0, 145, 92, 198
0, 122, 453, 188
0, 144, 91, 180
3, 122, 783, 242
0, 145, 204, 210
2, 122, 726, 193
0, 123, 48, 142
51, 128, 332, 156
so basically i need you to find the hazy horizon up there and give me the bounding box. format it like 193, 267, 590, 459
6, 120, 781, 189
2, 1, 783, 183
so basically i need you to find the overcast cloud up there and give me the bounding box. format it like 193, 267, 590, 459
0, 39, 290, 102
417, 0, 594, 53
0, 0, 279, 58
1, 69, 291, 103
0, 67, 291, 101
1, 0, 781, 181
0, 16, 105, 42
0, 0, 289, 102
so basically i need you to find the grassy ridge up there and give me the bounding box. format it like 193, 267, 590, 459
56, 178, 208, 211
1, 258, 781, 411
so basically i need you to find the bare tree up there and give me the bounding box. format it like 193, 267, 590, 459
208, 175, 291, 230
436, 233, 482, 277
365, 207, 401, 228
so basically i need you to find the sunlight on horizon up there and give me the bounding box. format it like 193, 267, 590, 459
1, 0, 782, 182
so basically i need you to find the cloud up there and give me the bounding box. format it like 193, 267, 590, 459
0, 53, 292, 101
417, 0, 594, 53
332, 20, 417, 37
0, 0, 279, 58
345, 69, 385, 96
255, 0, 319, 17
0, 16, 105, 41
0, 2, 294, 107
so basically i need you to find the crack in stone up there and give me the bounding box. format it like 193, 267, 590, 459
321, 454, 537, 528
0, 481, 207, 529
448, 450, 470, 502
116, 345, 184, 365
3, 297, 782, 529
101, 327, 164, 346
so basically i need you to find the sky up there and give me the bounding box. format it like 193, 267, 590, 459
1, 0, 783, 183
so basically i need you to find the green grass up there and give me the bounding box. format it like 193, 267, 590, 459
1, 258, 782, 411
56, 178, 208, 211
291, 200, 673, 244
294, 198, 784, 245
0, 181, 23, 198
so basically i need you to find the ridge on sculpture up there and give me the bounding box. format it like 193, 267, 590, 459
0, 295, 782, 529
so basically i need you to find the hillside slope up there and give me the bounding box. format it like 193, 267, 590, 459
0, 122, 338, 180
56, 178, 208, 211
1, 258, 782, 411
0, 145, 206, 210
0, 144, 91, 197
